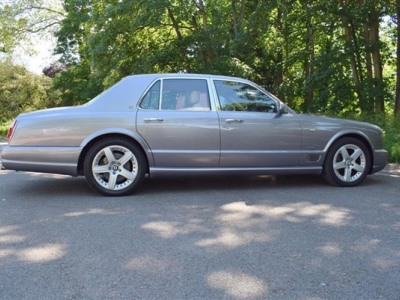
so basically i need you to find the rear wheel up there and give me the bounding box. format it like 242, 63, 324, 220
84, 138, 146, 196
322, 137, 370, 187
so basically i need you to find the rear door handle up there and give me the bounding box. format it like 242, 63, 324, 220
144, 118, 164, 122
225, 119, 244, 123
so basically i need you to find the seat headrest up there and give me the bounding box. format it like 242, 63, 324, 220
188, 91, 200, 105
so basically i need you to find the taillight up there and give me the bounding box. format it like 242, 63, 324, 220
7, 120, 17, 142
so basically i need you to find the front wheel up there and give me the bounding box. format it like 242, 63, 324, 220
84, 138, 146, 196
322, 137, 371, 187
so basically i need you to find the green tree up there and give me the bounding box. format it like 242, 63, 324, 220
0, 0, 65, 55
52, 0, 396, 118
0, 61, 59, 122
395, 0, 400, 117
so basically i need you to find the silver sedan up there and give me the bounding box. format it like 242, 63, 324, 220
0, 74, 388, 196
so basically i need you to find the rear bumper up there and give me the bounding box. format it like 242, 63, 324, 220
371, 149, 388, 174
0, 145, 81, 176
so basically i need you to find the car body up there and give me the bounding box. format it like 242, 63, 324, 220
0, 73, 388, 196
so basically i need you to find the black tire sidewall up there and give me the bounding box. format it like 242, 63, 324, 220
84, 138, 146, 196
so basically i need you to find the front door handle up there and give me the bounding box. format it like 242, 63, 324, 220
144, 118, 164, 122
225, 119, 244, 123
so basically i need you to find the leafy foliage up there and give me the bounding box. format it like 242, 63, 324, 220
50, 0, 396, 116
0, 0, 65, 54
0, 61, 59, 122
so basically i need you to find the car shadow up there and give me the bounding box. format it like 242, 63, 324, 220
8, 171, 387, 198
139, 174, 328, 195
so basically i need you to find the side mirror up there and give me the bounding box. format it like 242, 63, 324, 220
276, 101, 283, 116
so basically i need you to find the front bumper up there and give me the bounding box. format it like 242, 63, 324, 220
371, 149, 389, 174
0, 144, 6, 170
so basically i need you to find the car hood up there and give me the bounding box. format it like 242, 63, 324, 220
297, 114, 382, 132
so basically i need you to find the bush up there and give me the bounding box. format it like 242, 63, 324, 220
0, 121, 10, 140
383, 119, 400, 163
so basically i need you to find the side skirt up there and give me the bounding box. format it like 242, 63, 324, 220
149, 166, 322, 178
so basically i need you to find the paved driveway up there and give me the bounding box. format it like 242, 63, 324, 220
0, 160, 399, 299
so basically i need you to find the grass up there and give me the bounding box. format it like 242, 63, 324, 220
1, 116, 399, 162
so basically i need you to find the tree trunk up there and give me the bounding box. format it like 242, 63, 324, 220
304, 21, 314, 112
339, 0, 365, 110
369, 8, 384, 113
395, 0, 400, 116
196, 0, 214, 65
276, 6, 284, 101
166, 8, 182, 41
232, 0, 246, 35
363, 24, 373, 81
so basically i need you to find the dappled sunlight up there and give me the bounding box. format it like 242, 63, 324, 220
0, 225, 19, 234
141, 220, 209, 239
0, 170, 70, 179
206, 271, 267, 299
0, 170, 13, 176
196, 228, 270, 248
318, 242, 342, 256
18, 244, 66, 262
24, 172, 71, 180
64, 208, 121, 217
142, 201, 353, 250
377, 164, 400, 178
0, 225, 26, 245
125, 255, 171, 273
216, 202, 294, 223
0, 243, 66, 263
196, 201, 351, 248
218, 201, 351, 227
0, 225, 66, 264
351, 238, 380, 253
0, 234, 26, 244
387, 174, 399, 178
0, 249, 13, 259
373, 257, 399, 271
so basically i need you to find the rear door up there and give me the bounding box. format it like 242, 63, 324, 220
136, 78, 220, 168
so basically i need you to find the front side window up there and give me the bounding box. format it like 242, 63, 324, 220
214, 80, 277, 113
140, 79, 210, 111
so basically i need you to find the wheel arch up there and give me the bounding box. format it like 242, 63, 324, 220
77, 133, 152, 176
324, 132, 374, 174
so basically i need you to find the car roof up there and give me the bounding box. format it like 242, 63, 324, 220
125, 73, 249, 82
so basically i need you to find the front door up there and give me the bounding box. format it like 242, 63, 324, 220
213, 79, 302, 167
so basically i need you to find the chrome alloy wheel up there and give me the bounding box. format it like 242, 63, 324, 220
332, 144, 366, 183
92, 145, 138, 191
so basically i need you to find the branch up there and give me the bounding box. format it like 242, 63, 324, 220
12, 5, 65, 18
25, 21, 61, 33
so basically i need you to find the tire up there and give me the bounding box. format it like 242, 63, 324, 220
84, 138, 146, 196
322, 137, 370, 187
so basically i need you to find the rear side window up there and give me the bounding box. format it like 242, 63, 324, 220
139, 80, 160, 109
139, 79, 210, 111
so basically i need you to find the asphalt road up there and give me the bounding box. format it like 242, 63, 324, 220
0, 164, 399, 299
